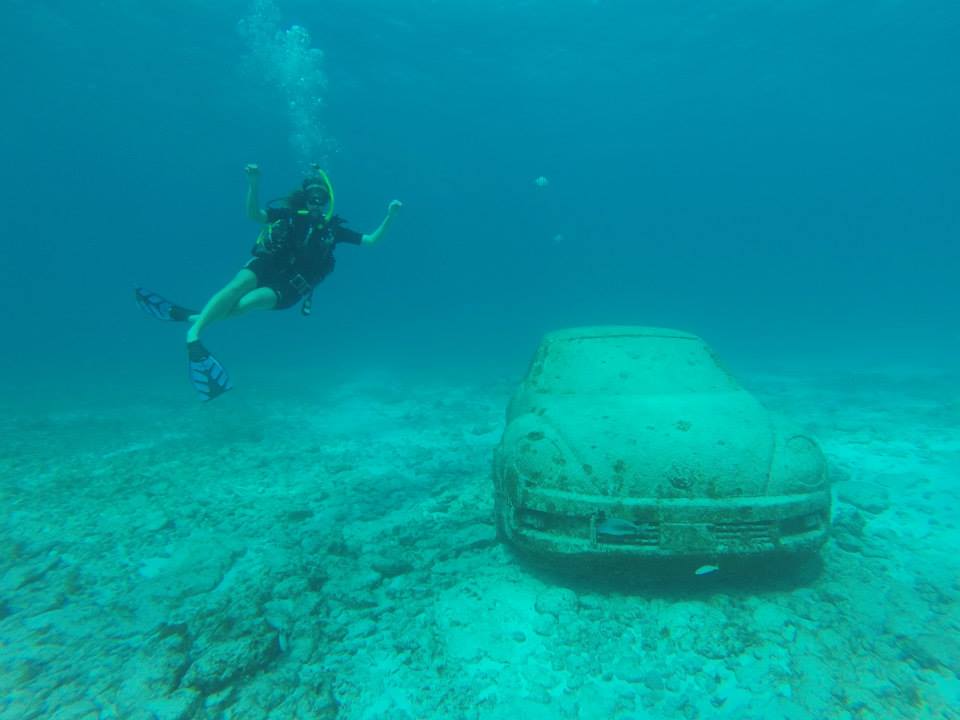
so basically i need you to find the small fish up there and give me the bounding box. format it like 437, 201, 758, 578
694, 565, 720, 576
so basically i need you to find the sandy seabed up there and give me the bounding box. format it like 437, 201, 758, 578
1, 365, 958, 720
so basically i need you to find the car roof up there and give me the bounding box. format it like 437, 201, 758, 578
527, 326, 739, 395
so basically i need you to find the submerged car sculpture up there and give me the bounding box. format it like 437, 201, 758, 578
493, 327, 830, 559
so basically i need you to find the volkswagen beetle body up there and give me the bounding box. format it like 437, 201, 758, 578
493, 327, 830, 559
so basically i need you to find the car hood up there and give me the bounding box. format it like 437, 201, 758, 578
501, 388, 822, 500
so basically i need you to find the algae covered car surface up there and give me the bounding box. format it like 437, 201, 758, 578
493, 327, 831, 559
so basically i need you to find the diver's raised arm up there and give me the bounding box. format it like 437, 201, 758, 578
362, 200, 402, 245
245, 164, 268, 223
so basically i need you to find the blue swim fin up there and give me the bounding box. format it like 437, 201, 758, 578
187, 341, 232, 401
135, 287, 197, 322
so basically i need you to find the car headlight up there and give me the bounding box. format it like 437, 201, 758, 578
769, 434, 828, 494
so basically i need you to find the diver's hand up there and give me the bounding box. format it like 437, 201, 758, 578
387, 200, 403, 217
244, 164, 261, 180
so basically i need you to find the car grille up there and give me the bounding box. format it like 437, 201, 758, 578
508, 496, 829, 555
711, 521, 775, 546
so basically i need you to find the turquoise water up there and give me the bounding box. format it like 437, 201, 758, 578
1, 1, 958, 718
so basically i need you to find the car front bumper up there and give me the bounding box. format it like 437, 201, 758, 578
496, 486, 831, 558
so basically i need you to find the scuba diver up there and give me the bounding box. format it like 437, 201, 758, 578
136, 163, 402, 400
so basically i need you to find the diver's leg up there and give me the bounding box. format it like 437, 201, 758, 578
186, 269, 258, 343
228, 287, 278, 316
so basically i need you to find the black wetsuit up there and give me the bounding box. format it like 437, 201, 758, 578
246, 208, 363, 310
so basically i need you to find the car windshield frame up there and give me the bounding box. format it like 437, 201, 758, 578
527, 332, 741, 396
